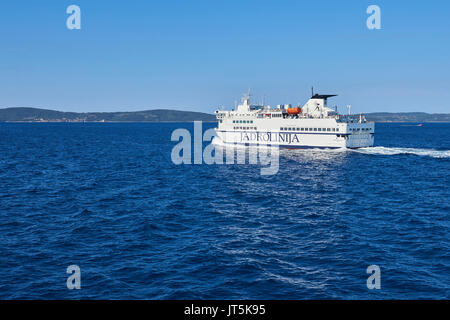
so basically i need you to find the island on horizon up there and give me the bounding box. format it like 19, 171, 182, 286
0, 107, 449, 123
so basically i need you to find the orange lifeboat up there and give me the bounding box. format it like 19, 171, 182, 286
287, 107, 302, 115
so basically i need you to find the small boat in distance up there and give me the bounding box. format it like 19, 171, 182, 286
214, 90, 375, 149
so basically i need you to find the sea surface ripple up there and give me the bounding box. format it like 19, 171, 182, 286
0, 122, 449, 299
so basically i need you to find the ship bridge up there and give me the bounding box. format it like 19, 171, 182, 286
302, 93, 338, 118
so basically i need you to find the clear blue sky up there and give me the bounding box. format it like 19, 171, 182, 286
1, 0, 449, 113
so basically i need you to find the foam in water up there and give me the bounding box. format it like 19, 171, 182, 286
213, 138, 450, 159
353, 146, 450, 158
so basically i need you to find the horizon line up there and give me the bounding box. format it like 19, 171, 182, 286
1, 106, 449, 115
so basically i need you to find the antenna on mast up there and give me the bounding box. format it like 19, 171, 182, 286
311, 86, 314, 97
242, 88, 251, 104
262, 94, 265, 106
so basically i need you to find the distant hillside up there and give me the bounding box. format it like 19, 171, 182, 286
0, 107, 216, 122
0, 107, 449, 123
365, 112, 450, 122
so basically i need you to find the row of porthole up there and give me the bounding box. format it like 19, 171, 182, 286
281, 127, 340, 132
233, 127, 257, 130
233, 120, 254, 124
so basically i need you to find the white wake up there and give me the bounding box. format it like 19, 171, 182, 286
352, 147, 450, 159
212, 138, 450, 159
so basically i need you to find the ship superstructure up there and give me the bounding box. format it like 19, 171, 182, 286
214, 91, 374, 148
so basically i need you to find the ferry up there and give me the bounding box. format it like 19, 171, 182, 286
214, 90, 374, 149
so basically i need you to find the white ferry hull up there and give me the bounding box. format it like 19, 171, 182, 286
215, 129, 374, 149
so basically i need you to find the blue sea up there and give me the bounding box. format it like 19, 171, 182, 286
0, 122, 449, 299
